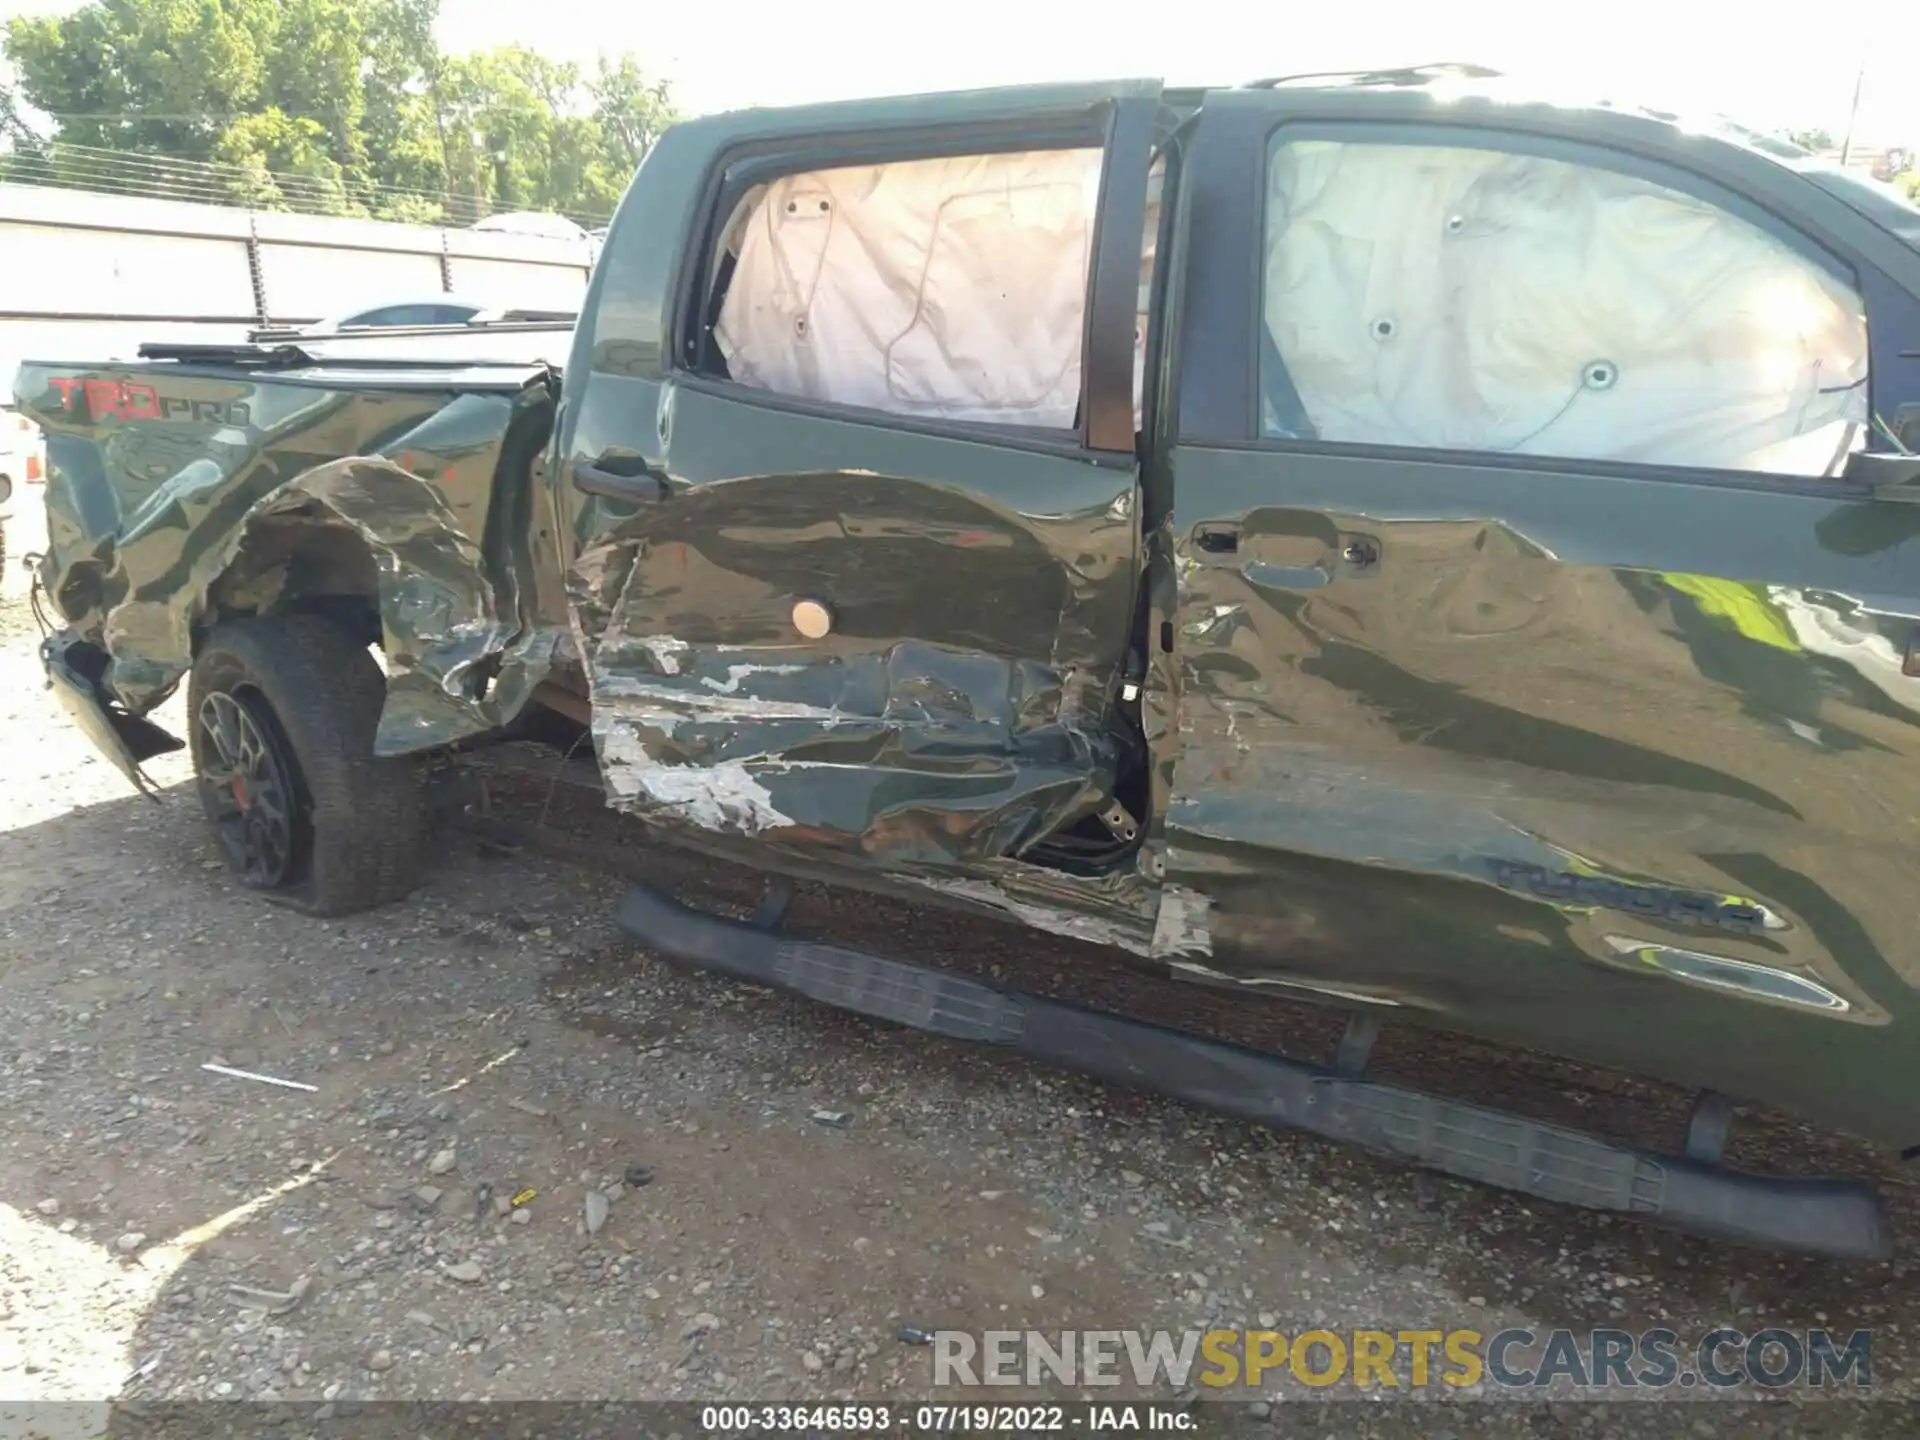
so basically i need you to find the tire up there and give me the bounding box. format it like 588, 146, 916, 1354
188, 614, 427, 916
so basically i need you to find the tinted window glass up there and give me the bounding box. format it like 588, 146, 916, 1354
1259, 136, 1870, 477
705, 148, 1104, 429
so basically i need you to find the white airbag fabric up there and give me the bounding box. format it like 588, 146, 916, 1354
1263, 141, 1870, 474
716, 149, 1104, 428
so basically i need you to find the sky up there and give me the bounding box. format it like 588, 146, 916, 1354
4, 0, 1917, 146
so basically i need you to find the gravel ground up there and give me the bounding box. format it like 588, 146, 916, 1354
1, 491, 1916, 1438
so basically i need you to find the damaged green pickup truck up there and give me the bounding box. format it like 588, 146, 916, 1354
21, 69, 1920, 1261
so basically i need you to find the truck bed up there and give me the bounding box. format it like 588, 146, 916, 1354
17, 337, 571, 769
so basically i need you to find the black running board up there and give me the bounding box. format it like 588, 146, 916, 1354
616, 883, 1891, 1261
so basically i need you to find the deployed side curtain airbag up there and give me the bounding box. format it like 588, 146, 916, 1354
1262, 140, 1871, 474
715, 149, 1106, 428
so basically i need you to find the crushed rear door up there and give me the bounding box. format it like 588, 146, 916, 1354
559, 81, 1161, 870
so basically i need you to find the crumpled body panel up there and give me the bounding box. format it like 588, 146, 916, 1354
20, 363, 564, 755
1155, 447, 1920, 1145
552, 80, 1162, 939
584, 638, 1114, 864
563, 434, 1134, 869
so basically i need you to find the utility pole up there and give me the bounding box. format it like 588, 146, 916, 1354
1839, 57, 1867, 167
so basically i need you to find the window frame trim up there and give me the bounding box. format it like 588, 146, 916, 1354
1169, 428, 1884, 506
661, 369, 1129, 466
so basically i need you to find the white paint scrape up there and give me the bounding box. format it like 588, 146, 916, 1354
1149, 884, 1214, 959
632, 635, 691, 676
701, 663, 807, 694
596, 723, 793, 833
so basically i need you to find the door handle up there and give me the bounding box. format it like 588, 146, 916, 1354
1341, 536, 1381, 571
1192, 524, 1239, 556
571, 453, 667, 503
1241, 561, 1330, 590
1191, 525, 1330, 587
1190, 526, 1378, 586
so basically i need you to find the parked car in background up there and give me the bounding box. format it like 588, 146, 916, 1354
0, 406, 45, 572
297, 296, 497, 334
276, 298, 580, 341
469, 211, 590, 242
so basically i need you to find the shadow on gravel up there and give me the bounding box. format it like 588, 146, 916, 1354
1, 770, 1915, 1434
0, 779, 579, 1406
499, 765, 1920, 1374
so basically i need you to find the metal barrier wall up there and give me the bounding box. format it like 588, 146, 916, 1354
0, 182, 595, 376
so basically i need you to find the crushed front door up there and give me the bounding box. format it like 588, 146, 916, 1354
558, 82, 1161, 870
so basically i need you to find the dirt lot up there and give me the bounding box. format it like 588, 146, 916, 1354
1, 491, 1916, 1437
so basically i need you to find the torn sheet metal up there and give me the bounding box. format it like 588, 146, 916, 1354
582, 628, 1118, 864
595, 722, 795, 833
909, 870, 1159, 957
1148, 883, 1213, 959
21, 364, 564, 757
39, 628, 184, 792
234, 453, 560, 753
562, 439, 1135, 868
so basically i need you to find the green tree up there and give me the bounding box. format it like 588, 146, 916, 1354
359, 0, 449, 216
437, 46, 674, 222
5, 0, 273, 159
593, 55, 675, 176
0, 75, 41, 149
214, 107, 350, 212
258, 0, 371, 186
2, 0, 678, 222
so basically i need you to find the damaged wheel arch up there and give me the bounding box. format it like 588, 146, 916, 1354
29, 369, 568, 770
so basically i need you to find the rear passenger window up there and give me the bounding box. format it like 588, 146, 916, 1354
699, 148, 1112, 430
1258, 136, 1870, 477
